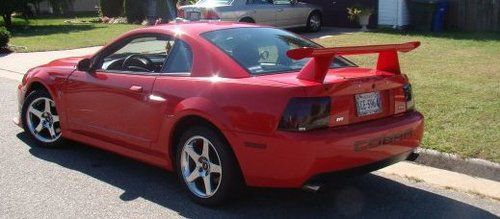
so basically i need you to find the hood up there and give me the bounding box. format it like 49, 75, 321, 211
42, 55, 90, 69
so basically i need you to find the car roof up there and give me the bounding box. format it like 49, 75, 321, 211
141, 21, 266, 36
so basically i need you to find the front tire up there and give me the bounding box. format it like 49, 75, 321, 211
21, 90, 64, 148
176, 126, 242, 206
306, 12, 322, 32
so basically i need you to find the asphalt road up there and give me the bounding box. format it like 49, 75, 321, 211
0, 77, 499, 218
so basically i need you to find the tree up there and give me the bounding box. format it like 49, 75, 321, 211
99, 0, 124, 18
0, 0, 28, 28
124, 0, 146, 23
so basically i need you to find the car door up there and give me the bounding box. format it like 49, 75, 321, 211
63, 34, 173, 150
244, 0, 277, 26
274, 0, 308, 27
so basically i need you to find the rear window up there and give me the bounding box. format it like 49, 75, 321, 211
202, 28, 354, 75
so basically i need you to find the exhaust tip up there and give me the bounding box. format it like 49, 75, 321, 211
302, 183, 324, 193
406, 152, 419, 161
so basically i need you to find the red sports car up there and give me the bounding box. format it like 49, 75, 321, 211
15, 22, 424, 206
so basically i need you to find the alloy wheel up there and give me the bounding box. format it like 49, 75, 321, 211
180, 136, 223, 198
310, 14, 321, 31
25, 97, 61, 143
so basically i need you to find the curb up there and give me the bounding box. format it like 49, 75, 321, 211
413, 148, 500, 182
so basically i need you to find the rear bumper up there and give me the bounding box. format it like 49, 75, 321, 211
226, 111, 424, 188
305, 150, 414, 186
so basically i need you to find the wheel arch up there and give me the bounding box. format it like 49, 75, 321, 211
25, 81, 51, 97
308, 9, 322, 22
169, 114, 244, 179
238, 16, 255, 23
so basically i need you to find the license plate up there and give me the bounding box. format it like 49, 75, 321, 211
187, 12, 200, 20
355, 92, 382, 116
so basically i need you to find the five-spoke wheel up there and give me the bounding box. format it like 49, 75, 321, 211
180, 136, 222, 198
22, 90, 63, 147
176, 126, 242, 206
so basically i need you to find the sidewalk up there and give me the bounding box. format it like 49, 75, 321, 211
0, 46, 101, 75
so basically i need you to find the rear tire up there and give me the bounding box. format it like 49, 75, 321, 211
175, 126, 242, 206
21, 90, 64, 148
239, 17, 255, 23
306, 12, 322, 32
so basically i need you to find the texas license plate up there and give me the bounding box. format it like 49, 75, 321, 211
355, 92, 382, 116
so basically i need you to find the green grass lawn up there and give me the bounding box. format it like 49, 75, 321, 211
314, 30, 500, 162
2, 15, 139, 52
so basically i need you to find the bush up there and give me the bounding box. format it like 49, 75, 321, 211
124, 0, 146, 23
0, 27, 11, 48
99, 0, 124, 18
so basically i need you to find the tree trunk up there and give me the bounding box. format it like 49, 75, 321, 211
2, 14, 12, 29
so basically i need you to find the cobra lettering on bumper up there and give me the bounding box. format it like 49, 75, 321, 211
354, 129, 413, 152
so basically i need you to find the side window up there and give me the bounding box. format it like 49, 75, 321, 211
273, 0, 290, 5
162, 40, 193, 74
247, 0, 272, 4
98, 35, 175, 73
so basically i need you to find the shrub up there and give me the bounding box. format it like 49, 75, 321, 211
99, 0, 124, 18
0, 27, 11, 48
124, 0, 146, 24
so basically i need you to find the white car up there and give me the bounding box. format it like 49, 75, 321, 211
178, 0, 323, 32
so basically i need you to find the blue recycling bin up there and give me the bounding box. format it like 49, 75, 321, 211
432, 2, 449, 32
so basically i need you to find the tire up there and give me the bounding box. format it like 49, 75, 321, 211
175, 126, 242, 206
306, 12, 322, 32
239, 17, 255, 23
21, 90, 64, 148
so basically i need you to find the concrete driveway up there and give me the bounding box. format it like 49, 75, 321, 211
1, 27, 499, 218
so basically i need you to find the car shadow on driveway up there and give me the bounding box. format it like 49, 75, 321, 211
17, 132, 497, 219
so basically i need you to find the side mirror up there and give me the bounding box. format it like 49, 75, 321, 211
290, 0, 298, 4
77, 58, 92, 72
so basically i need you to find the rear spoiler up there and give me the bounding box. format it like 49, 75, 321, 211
286, 41, 421, 83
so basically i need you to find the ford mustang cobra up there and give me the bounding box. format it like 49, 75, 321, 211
15, 22, 424, 206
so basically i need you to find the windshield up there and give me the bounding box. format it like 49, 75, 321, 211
202, 28, 354, 75
196, 0, 232, 6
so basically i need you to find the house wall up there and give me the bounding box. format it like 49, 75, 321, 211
35, 0, 98, 13
71, 0, 98, 12
378, 0, 409, 27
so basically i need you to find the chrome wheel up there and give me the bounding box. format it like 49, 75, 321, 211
309, 14, 321, 31
180, 136, 222, 198
25, 97, 61, 143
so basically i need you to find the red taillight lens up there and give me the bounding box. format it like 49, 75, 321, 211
202, 9, 220, 20
278, 97, 331, 132
177, 8, 185, 18
403, 83, 415, 110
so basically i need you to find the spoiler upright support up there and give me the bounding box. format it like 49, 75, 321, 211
286, 41, 421, 83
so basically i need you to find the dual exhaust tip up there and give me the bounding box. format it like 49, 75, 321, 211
302, 152, 419, 193
302, 183, 324, 193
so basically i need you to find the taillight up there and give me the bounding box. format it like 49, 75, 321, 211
177, 8, 185, 18
403, 83, 415, 110
278, 97, 331, 132
202, 9, 220, 19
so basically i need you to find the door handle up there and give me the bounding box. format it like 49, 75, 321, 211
277, 8, 284, 12
129, 85, 143, 92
